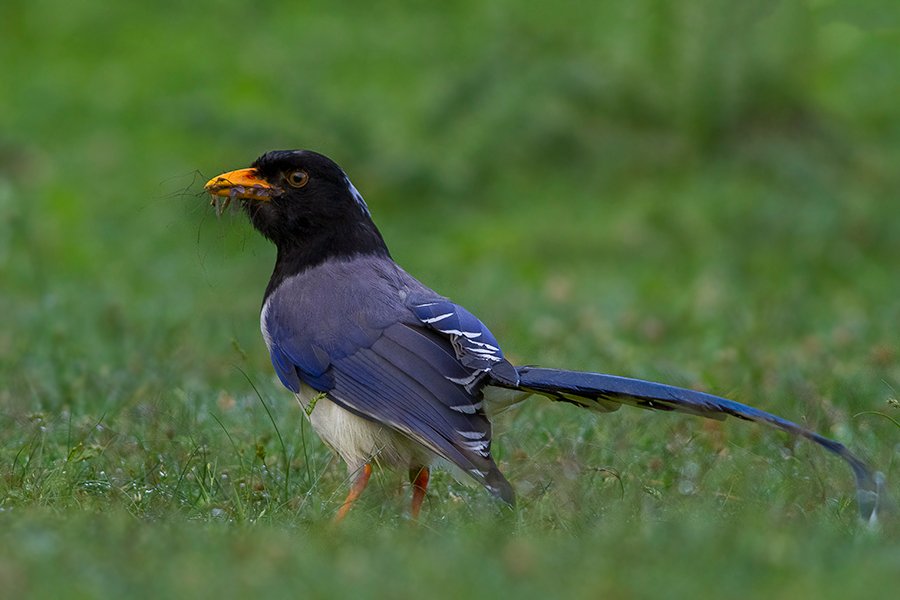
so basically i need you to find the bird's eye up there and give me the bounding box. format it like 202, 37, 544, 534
286, 170, 309, 188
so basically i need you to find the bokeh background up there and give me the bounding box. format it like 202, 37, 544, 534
1, 1, 899, 597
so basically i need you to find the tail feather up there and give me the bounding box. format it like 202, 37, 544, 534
513, 366, 883, 523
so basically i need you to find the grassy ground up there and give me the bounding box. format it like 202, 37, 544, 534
2, 1, 899, 597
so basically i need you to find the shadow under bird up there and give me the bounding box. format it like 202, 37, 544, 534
204, 149, 882, 523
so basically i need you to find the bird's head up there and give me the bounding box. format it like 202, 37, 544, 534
205, 150, 389, 267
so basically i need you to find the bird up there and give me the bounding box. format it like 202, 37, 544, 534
204, 149, 882, 523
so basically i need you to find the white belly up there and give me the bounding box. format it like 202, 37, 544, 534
295, 384, 429, 473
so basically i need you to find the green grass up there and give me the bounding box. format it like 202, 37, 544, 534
2, 0, 899, 597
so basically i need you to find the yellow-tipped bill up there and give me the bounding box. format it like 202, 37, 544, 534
205, 168, 279, 215
205, 168, 276, 201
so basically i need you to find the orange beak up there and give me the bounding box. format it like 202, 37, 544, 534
204, 168, 277, 200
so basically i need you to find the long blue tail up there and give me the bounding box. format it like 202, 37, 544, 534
513, 366, 883, 523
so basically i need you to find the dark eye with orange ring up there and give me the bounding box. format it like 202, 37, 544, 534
286, 170, 309, 188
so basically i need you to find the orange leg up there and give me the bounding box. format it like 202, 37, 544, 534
409, 466, 430, 520
334, 463, 372, 523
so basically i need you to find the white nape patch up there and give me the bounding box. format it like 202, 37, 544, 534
343, 173, 371, 216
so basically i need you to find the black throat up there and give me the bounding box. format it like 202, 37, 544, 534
263, 218, 391, 301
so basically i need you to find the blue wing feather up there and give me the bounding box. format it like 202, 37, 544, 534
410, 299, 519, 386
328, 323, 514, 501
263, 310, 335, 393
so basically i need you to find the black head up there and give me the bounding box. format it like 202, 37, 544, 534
206, 150, 390, 287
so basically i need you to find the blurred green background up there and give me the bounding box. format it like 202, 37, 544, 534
1, 0, 899, 598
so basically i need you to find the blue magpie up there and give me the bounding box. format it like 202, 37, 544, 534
205, 150, 882, 522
